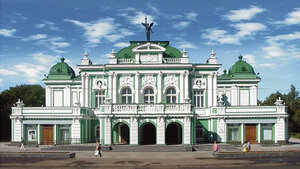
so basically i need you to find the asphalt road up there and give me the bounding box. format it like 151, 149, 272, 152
1, 157, 300, 169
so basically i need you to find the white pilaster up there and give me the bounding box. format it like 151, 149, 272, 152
45, 86, 51, 107
241, 124, 244, 143
135, 72, 140, 103
217, 118, 225, 142
184, 71, 190, 101
212, 73, 217, 106
98, 118, 102, 143
232, 86, 238, 106
276, 117, 285, 142
85, 75, 89, 107
180, 73, 184, 103
112, 73, 117, 103
54, 124, 57, 144
64, 86, 71, 107
157, 71, 162, 103
37, 124, 41, 144
250, 85, 257, 106
258, 123, 261, 143
104, 117, 112, 145
81, 74, 86, 107
157, 116, 165, 145
207, 74, 212, 107
13, 118, 22, 142
130, 117, 138, 145
108, 72, 113, 100
72, 118, 81, 144
184, 117, 191, 144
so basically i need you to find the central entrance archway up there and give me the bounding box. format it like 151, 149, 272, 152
113, 123, 129, 144
166, 122, 182, 145
140, 123, 156, 145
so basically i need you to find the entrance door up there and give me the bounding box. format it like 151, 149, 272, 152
245, 125, 256, 144
42, 125, 53, 145
166, 123, 182, 145
140, 123, 156, 145
120, 124, 129, 144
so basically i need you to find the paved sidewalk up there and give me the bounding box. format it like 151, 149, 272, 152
1, 138, 299, 159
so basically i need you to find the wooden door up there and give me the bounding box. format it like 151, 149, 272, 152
245, 125, 256, 144
120, 124, 129, 144
42, 126, 53, 145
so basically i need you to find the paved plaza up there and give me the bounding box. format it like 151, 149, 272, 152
1, 139, 300, 168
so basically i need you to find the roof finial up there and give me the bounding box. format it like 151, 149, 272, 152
83, 50, 89, 59
238, 55, 243, 61
61, 57, 65, 62
210, 50, 216, 58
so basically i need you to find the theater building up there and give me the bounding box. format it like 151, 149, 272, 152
10, 40, 288, 145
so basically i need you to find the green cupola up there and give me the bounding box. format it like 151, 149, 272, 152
47, 58, 75, 80
228, 55, 259, 79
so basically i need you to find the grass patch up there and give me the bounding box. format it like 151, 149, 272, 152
290, 133, 300, 139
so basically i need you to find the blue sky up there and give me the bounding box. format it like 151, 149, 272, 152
0, 0, 299, 101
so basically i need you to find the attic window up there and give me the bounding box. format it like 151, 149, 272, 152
57, 68, 62, 72
241, 67, 247, 72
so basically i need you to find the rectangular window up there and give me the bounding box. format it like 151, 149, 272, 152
194, 90, 204, 108
262, 124, 273, 141
27, 129, 36, 141
240, 90, 249, 106
53, 90, 63, 107
95, 91, 105, 108
228, 124, 239, 141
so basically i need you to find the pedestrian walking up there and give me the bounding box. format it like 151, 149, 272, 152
19, 137, 26, 151
246, 141, 251, 151
213, 141, 218, 152
94, 141, 102, 157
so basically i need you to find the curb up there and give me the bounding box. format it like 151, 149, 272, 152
213, 151, 300, 158
0, 152, 76, 159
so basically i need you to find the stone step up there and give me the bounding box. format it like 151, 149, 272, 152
41, 145, 193, 152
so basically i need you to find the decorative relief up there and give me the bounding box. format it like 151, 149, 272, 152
120, 75, 133, 86
142, 74, 156, 87
93, 79, 107, 90
164, 74, 178, 86
192, 78, 206, 89
140, 54, 158, 62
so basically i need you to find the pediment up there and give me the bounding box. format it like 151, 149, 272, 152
132, 43, 166, 53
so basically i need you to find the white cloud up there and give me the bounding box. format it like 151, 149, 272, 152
262, 31, 300, 59
275, 8, 300, 25
243, 54, 276, 69
31, 52, 60, 65
0, 78, 3, 88
0, 29, 16, 37
174, 21, 190, 30
65, 18, 133, 47
35, 21, 60, 31
174, 38, 197, 49
119, 11, 155, 25
34, 36, 71, 53
114, 42, 130, 48
186, 12, 198, 21
14, 63, 48, 83
202, 22, 266, 45
0, 68, 19, 76
224, 5, 265, 22
22, 34, 47, 41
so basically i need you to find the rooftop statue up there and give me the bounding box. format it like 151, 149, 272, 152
141, 17, 154, 42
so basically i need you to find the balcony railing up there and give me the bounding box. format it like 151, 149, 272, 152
97, 104, 192, 114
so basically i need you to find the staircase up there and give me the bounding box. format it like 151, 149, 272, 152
41, 145, 193, 152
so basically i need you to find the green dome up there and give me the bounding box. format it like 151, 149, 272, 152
47, 58, 75, 80
115, 41, 182, 59
229, 55, 255, 75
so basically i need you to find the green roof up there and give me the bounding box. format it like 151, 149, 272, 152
219, 55, 260, 80
47, 58, 75, 80
115, 41, 182, 59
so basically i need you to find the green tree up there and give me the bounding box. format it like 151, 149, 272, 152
261, 85, 300, 133
0, 85, 45, 140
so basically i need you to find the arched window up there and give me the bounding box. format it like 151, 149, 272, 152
166, 88, 176, 103
144, 88, 154, 103
121, 87, 132, 103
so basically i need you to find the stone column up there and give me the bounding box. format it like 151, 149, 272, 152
85, 74, 89, 107
54, 124, 57, 144
157, 71, 162, 103
45, 86, 51, 107
81, 74, 86, 107
135, 72, 140, 103
104, 116, 112, 145
157, 116, 165, 145
108, 72, 113, 100
37, 124, 41, 144
217, 118, 225, 142
130, 117, 138, 145
112, 72, 117, 103
180, 72, 184, 103
184, 71, 190, 101
98, 118, 102, 143
184, 117, 191, 144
